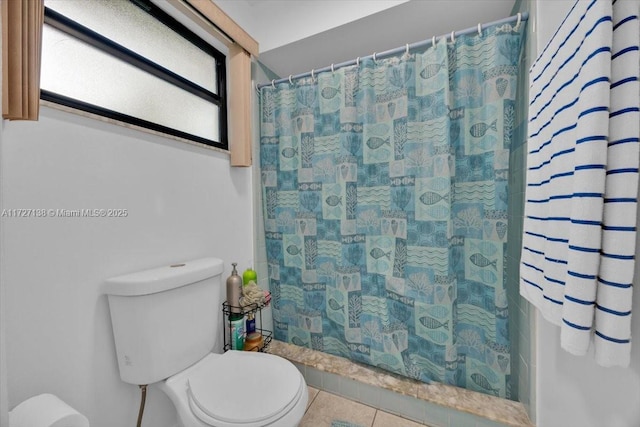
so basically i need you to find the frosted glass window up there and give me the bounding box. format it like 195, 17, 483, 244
45, 0, 217, 93
41, 26, 219, 141
40, 0, 226, 148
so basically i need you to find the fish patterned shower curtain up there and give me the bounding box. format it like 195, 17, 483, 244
259, 22, 524, 398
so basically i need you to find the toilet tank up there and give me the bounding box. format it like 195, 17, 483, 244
104, 258, 224, 385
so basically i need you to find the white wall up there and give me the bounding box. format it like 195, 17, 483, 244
214, 0, 410, 53
1, 106, 254, 426
533, 1, 640, 426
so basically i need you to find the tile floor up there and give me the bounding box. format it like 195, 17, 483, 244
300, 386, 427, 427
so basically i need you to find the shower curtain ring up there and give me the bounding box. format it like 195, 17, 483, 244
311, 69, 315, 81
356, 57, 360, 66
271, 79, 275, 89
450, 31, 456, 43
432, 36, 436, 47
516, 12, 522, 30
331, 63, 335, 73
478, 23, 483, 36
405, 43, 410, 56
289, 75, 293, 84
373, 52, 377, 63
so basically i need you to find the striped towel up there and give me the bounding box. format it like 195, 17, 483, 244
521, 0, 640, 367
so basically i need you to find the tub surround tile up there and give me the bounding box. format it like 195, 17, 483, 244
477, 418, 515, 427
416, 382, 533, 427
377, 392, 425, 423
269, 340, 534, 427
293, 362, 306, 377
304, 366, 323, 389
340, 377, 361, 401
449, 410, 482, 427
270, 340, 419, 397
421, 401, 450, 427
323, 371, 342, 395
357, 383, 381, 408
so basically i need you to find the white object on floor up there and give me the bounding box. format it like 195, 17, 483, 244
9, 393, 89, 427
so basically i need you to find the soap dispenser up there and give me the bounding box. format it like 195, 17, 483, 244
226, 262, 243, 314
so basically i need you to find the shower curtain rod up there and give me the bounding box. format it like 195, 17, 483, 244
257, 12, 528, 89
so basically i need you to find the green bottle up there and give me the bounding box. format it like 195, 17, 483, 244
242, 267, 257, 285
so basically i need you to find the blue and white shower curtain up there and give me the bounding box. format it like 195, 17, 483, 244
260, 23, 524, 398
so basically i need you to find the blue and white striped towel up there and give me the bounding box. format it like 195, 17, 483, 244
521, 0, 639, 367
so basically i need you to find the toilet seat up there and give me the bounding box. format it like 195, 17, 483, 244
185, 351, 305, 426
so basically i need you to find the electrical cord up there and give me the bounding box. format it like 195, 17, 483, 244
137, 384, 147, 427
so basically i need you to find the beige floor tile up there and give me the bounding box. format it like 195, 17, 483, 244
373, 411, 425, 427
299, 391, 376, 427
307, 386, 320, 409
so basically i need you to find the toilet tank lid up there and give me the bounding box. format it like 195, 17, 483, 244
103, 257, 224, 296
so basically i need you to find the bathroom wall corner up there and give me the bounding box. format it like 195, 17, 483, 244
0, 14, 9, 426
507, 0, 537, 423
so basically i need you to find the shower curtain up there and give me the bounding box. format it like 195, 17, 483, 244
260, 22, 524, 399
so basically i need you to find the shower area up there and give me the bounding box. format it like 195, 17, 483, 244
256, 8, 531, 414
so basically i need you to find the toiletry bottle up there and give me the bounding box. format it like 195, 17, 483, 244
226, 263, 243, 314
243, 331, 264, 351
242, 267, 257, 285
229, 313, 245, 350
246, 312, 256, 335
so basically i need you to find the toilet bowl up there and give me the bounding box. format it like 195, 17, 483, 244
104, 258, 308, 427
159, 352, 308, 427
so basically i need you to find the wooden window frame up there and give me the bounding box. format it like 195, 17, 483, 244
2, 0, 257, 166
2, 0, 44, 121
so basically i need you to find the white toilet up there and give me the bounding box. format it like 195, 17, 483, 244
103, 258, 308, 427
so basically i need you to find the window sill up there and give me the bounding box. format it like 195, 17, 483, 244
39, 99, 231, 156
